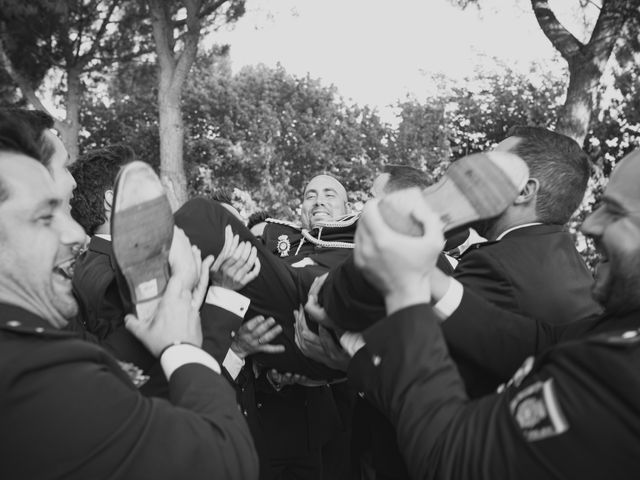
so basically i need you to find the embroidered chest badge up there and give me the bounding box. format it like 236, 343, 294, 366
277, 235, 291, 257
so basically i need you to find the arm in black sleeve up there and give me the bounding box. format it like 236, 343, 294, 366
441, 288, 598, 382
348, 304, 638, 480
2, 339, 258, 480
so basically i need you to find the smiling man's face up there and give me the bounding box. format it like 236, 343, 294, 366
0, 153, 85, 326
300, 174, 350, 229
582, 150, 640, 314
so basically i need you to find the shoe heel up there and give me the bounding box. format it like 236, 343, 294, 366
379, 151, 529, 235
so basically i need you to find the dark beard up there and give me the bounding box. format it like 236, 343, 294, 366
601, 252, 640, 315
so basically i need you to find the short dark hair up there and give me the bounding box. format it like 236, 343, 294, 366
0, 111, 44, 203
382, 164, 431, 192
1, 109, 56, 168
70, 145, 135, 235
210, 188, 234, 206
507, 126, 590, 224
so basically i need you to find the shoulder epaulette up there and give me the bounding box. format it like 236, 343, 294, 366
312, 212, 361, 229
265, 217, 302, 230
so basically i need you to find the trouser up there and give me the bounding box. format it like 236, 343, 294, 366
174, 197, 344, 379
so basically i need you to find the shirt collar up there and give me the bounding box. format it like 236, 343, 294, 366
496, 222, 544, 241
0, 303, 77, 338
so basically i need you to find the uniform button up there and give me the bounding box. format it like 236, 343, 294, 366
7, 320, 21, 327
372, 355, 381, 366
230, 331, 236, 338
257, 402, 262, 409
243, 409, 248, 416
35, 327, 44, 333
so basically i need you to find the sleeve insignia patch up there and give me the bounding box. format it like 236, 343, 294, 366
509, 378, 569, 441
117, 361, 150, 388
277, 235, 291, 257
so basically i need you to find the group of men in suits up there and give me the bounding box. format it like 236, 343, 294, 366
2, 101, 639, 480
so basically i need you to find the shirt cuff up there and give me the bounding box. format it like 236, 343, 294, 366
433, 278, 464, 319
160, 343, 221, 379
205, 286, 250, 318
340, 331, 366, 357
222, 348, 245, 380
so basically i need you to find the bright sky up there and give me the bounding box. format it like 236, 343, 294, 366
214, 0, 597, 120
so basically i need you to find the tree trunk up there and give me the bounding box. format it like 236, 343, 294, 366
60, 66, 82, 161
157, 86, 188, 210
148, 0, 204, 209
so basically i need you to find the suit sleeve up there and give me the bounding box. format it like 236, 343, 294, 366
441, 288, 596, 381
200, 303, 243, 365
3, 341, 258, 480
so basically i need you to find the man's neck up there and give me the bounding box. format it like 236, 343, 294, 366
94, 223, 110, 236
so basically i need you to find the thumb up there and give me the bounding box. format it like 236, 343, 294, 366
124, 313, 142, 336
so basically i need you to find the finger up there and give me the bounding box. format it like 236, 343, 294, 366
123, 313, 143, 336
259, 344, 286, 354
308, 273, 328, 298
304, 294, 334, 328
191, 255, 214, 308
242, 254, 261, 285
240, 315, 265, 334
294, 307, 306, 348
318, 326, 340, 354
212, 226, 234, 272
259, 323, 283, 343
251, 316, 279, 338
232, 244, 257, 278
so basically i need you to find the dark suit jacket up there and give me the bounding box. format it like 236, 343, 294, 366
449, 224, 602, 396
453, 224, 601, 324
349, 303, 640, 480
72, 236, 121, 340
72, 235, 243, 397
0, 303, 257, 480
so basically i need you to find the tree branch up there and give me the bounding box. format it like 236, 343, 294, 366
585, 0, 630, 65
530, 0, 583, 61
172, 0, 228, 28
79, 0, 121, 68
148, 0, 176, 76
0, 26, 56, 119
172, 0, 202, 88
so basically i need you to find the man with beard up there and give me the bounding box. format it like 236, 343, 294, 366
0, 113, 258, 479
344, 147, 640, 480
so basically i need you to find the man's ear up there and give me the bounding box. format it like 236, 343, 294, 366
104, 189, 114, 213
514, 178, 539, 205
345, 201, 352, 213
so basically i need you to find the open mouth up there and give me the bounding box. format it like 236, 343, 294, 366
54, 257, 76, 280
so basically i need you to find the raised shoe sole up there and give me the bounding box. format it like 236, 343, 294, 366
379, 151, 529, 236
111, 162, 174, 317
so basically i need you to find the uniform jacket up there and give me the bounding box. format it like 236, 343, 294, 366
0, 303, 258, 480
349, 303, 640, 480
261, 215, 357, 270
